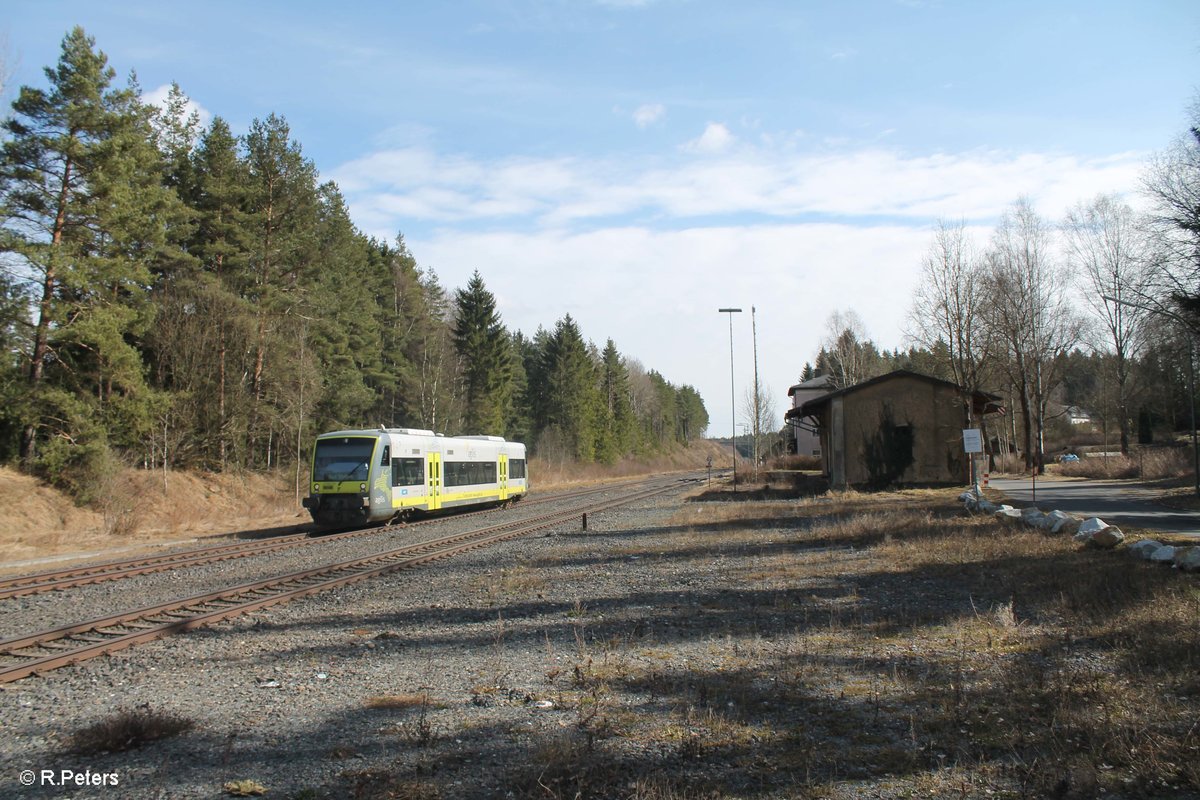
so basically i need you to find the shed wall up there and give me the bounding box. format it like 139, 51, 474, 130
839, 379, 968, 486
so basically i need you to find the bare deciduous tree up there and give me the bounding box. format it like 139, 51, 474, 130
1142, 106, 1200, 322
983, 198, 1081, 472
908, 219, 992, 426
741, 381, 777, 472
819, 309, 879, 389
1063, 194, 1153, 454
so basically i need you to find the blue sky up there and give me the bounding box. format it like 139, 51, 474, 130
5, 1, 1200, 438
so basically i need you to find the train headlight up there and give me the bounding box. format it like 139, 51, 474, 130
312, 483, 320, 493
359, 483, 367, 493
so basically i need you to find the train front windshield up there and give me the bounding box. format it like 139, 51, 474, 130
312, 437, 376, 482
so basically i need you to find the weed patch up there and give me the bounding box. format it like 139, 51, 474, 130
69, 705, 193, 754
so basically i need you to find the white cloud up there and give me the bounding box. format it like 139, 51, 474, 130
334, 141, 1145, 232
632, 103, 665, 128
142, 83, 212, 130
683, 122, 736, 154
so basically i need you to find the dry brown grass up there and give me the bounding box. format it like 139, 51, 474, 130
0, 466, 299, 570
530, 487, 1200, 798
1059, 447, 1192, 481
363, 693, 445, 710
531, 440, 732, 489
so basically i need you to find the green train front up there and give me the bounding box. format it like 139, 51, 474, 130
302, 428, 528, 527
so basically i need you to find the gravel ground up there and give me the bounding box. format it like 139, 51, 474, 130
0, 483, 632, 642
3, 479, 737, 799
10, 479, 1187, 800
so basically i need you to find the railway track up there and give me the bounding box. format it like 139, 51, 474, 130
0, 478, 689, 683
0, 478, 656, 600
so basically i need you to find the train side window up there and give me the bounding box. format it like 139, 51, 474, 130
380, 445, 390, 466
510, 458, 526, 479
391, 457, 424, 486
443, 461, 498, 486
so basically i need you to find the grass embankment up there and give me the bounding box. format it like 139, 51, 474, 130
469, 483, 1199, 799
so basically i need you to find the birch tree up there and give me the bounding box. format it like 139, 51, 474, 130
819, 309, 879, 388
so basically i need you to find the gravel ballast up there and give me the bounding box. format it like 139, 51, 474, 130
3, 481, 737, 798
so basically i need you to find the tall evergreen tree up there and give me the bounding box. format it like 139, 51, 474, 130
596, 339, 635, 462
0, 27, 183, 484
504, 330, 532, 445
542, 315, 601, 461
453, 271, 512, 434
242, 113, 319, 467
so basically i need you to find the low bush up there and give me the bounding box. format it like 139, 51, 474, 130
70, 705, 193, 754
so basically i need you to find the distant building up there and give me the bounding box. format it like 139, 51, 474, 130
794, 369, 1003, 489
1065, 406, 1093, 426
784, 374, 835, 457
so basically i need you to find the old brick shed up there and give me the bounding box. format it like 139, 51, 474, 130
796, 370, 1002, 489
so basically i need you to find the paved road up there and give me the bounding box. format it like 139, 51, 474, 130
990, 477, 1200, 538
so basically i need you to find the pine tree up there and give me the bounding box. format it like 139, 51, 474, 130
596, 339, 635, 462
504, 330, 532, 445
542, 315, 601, 461
242, 113, 319, 467
0, 27, 183, 485
453, 271, 511, 435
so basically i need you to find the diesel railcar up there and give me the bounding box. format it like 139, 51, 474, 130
301, 428, 527, 527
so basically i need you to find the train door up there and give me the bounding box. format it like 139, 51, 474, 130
498, 454, 508, 501
426, 452, 442, 510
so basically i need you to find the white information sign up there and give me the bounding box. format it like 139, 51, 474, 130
962, 428, 983, 454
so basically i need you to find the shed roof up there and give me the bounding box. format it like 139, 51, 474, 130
787, 373, 836, 396
786, 369, 1003, 420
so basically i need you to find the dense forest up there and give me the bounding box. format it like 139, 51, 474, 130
0, 28, 708, 500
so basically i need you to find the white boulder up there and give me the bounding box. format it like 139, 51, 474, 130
1128, 539, 1163, 560
1077, 518, 1110, 536
1088, 526, 1125, 549
1174, 546, 1200, 572
1020, 507, 1046, 524
1046, 510, 1079, 534
1150, 545, 1178, 564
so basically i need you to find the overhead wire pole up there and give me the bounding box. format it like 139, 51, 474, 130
719, 308, 743, 491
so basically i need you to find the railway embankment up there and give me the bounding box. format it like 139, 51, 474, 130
0, 441, 733, 572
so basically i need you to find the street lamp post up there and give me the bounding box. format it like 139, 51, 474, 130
719, 308, 743, 491
751, 306, 761, 482
1101, 294, 1199, 496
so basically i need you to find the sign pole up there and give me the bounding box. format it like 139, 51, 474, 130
963, 428, 983, 501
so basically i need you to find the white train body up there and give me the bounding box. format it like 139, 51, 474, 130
302, 428, 528, 527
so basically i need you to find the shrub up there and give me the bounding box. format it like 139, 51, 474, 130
70, 706, 193, 754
